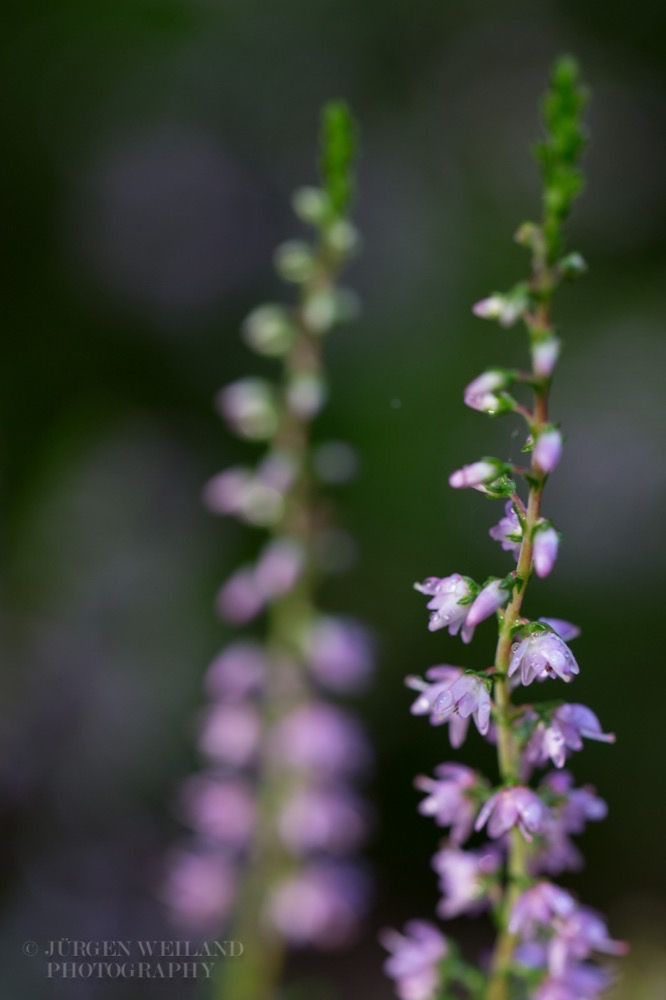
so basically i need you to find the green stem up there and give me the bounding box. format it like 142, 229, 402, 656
213, 237, 349, 1000
486, 318, 553, 1000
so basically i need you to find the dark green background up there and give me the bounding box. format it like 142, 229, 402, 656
2, 1, 665, 996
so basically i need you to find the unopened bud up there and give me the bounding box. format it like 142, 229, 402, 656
532, 336, 561, 378
292, 186, 330, 225
533, 428, 562, 474
449, 460, 500, 490
242, 305, 295, 357
286, 372, 327, 418
216, 378, 278, 441
274, 240, 315, 283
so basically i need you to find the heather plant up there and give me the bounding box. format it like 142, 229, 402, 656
164, 103, 373, 999
382, 59, 626, 1000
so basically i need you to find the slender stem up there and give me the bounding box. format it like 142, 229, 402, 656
486, 307, 553, 1000
214, 239, 348, 1000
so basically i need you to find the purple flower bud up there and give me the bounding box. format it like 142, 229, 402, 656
407, 666, 462, 720
510, 881, 577, 938
526, 704, 615, 770
414, 574, 476, 642
162, 849, 236, 929
472, 294, 504, 320
286, 372, 327, 418
449, 460, 499, 490
532, 336, 561, 378
464, 370, 508, 413
541, 771, 608, 835
534, 428, 563, 474
465, 579, 511, 627
472, 291, 527, 327
548, 907, 628, 974
508, 630, 580, 686
265, 863, 369, 949
204, 641, 267, 702
415, 763, 482, 844
277, 785, 369, 854
475, 786, 548, 842
381, 920, 448, 1000
254, 539, 304, 598
489, 501, 522, 558
533, 526, 560, 578
305, 616, 374, 692
216, 566, 265, 624
433, 674, 492, 739
179, 775, 256, 845
203, 467, 253, 516
433, 845, 500, 918
216, 377, 278, 441
198, 704, 261, 765
534, 964, 612, 1000
271, 703, 370, 777
554, 704, 615, 749
406, 667, 473, 747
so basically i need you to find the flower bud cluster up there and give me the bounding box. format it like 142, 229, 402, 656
165, 105, 373, 966
383, 59, 623, 1000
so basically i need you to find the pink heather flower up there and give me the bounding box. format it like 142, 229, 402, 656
381, 920, 448, 1000
472, 291, 527, 327
533, 526, 560, 578
204, 641, 267, 702
203, 466, 253, 515
534, 964, 611, 1000
162, 849, 236, 929
254, 538, 304, 597
489, 501, 522, 558
277, 785, 369, 854
432, 673, 492, 741
475, 785, 547, 842
548, 907, 628, 975
534, 428, 563, 474
305, 616, 374, 692
407, 666, 462, 720
465, 579, 511, 627
472, 294, 505, 320
530, 831, 583, 877
198, 704, 261, 766
449, 460, 499, 490
464, 370, 508, 413
538, 617, 580, 642
541, 771, 608, 835
203, 453, 297, 527
432, 845, 500, 918
271, 703, 370, 777
265, 863, 369, 949
216, 377, 278, 440
216, 565, 264, 623
508, 630, 580, 686
414, 763, 481, 844
406, 667, 474, 747
414, 575, 476, 642
509, 882, 577, 938
179, 775, 256, 845
531, 336, 561, 378
526, 704, 615, 770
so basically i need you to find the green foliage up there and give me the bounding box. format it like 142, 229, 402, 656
319, 100, 357, 217
534, 56, 588, 261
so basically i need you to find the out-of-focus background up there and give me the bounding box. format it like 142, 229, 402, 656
2, 0, 666, 996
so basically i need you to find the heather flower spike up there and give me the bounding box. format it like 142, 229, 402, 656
167, 103, 373, 998
384, 58, 624, 1000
